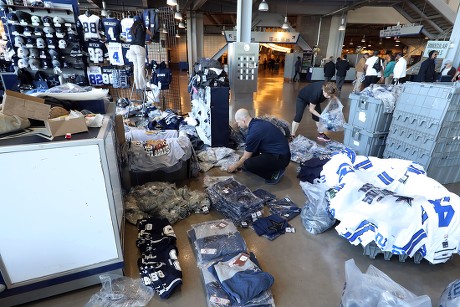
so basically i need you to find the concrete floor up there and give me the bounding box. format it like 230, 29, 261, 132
22, 68, 460, 307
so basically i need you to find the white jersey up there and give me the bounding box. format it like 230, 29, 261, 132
120, 17, 134, 42
107, 42, 124, 66
78, 14, 101, 40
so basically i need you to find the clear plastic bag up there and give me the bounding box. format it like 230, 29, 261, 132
340, 259, 432, 307
85, 274, 154, 307
299, 181, 336, 234
318, 98, 345, 132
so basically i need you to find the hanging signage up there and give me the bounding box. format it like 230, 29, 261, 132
423, 41, 450, 58
224, 31, 299, 44
379, 23, 423, 38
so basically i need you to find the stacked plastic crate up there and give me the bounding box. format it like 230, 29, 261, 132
383, 82, 460, 184
343, 93, 393, 157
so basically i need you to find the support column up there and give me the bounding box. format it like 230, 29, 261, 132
325, 15, 345, 59
236, 0, 252, 43
445, 11, 460, 68
187, 11, 204, 72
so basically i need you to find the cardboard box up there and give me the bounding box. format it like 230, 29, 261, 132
1, 90, 88, 139
45, 115, 88, 138
2, 90, 49, 121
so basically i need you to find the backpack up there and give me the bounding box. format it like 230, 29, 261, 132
372, 58, 382, 72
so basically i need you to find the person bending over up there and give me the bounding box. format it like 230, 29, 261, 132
291, 81, 339, 142
227, 109, 291, 185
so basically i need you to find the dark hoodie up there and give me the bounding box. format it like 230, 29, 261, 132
151, 61, 172, 89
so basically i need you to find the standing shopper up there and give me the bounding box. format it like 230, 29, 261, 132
324, 57, 335, 81
363, 50, 383, 88
129, 15, 152, 90
417, 50, 438, 82
383, 54, 396, 85
353, 53, 368, 92
392, 52, 407, 84
293, 56, 302, 82
228, 109, 291, 185
335, 55, 350, 92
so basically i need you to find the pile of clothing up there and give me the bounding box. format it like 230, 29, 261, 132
206, 178, 264, 227
136, 217, 182, 299
188, 219, 275, 306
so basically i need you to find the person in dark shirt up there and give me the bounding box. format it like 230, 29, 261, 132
293, 56, 301, 82
417, 50, 438, 82
291, 81, 339, 142
129, 15, 152, 90
323, 56, 335, 81
335, 55, 350, 92
228, 109, 291, 184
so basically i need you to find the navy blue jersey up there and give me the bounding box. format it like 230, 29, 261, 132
142, 9, 159, 42
121, 42, 133, 64
102, 17, 122, 42
84, 39, 108, 64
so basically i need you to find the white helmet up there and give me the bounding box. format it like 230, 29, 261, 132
31, 15, 41, 25
36, 37, 46, 49
43, 26, 55, 35
29, 58, 40, 70
14, 36, 24, 47
53, 16, 65, 25
18, 58, 28, 68
17, 47, 29, 58
29, 48, 39, 58
58, 39, 67, 49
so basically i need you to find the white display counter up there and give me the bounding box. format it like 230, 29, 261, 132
0, 117, 124, 306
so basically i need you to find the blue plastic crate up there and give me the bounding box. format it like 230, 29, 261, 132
348, 93, 393, 133
343, 124, 387, 157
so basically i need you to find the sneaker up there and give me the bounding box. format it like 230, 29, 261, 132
265, 168, 286, 185
317, 133, 331, 142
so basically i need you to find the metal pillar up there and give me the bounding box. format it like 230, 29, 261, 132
187, 11, 204, 72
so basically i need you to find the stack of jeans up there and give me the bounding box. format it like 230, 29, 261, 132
206, 178, 264, 227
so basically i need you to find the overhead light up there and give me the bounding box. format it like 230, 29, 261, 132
361, 35, 366, 43
178, 21, 185, 28
385, 36, 391, 39
175, 32, 180, 38
167, 0, 177, 6
162, 24, 168, 33
379, 39, 382, 45
349, 40, 353, 46
281, 16, 289, 29
258, 0, 269, 12
395, 37, 400, 42
100, 1, 107, 16
368, 43, 371, 47
338, 18, 345, 31
221, 25, 225, 35
174, 3, 182, 20
174, 11, 183, 20
281, 0, 289, 29
395, 44, 400, 46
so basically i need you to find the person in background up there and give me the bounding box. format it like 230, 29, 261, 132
227, 109, 291, 185
383, 54, 396, 85
129, 15, 152, 90
439, 60, 456, 82
323, 56, 335, 82
353, 53, 368, 93
363, 50, 383, 88
335, 54, 350, 92
291, 81, 339, 142
417, 50, 438, 82
293, 56, 302, 82
452, 65, 460, 82
392, 52, 407, 84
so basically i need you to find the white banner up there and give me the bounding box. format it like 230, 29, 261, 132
224, 31, 299, 44
423, 41, 450, 58
379, 24, 423, 38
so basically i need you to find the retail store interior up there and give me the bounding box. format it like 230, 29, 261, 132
1, 0, 460, 306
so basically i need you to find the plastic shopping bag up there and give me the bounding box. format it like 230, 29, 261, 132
340, 259, 431, 307
319, 98, 345, 132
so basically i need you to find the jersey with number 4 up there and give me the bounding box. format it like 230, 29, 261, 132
107, 42, 124, 66
78, 14, 101, 40
102, 17, 122, 42
120, 17, 134, 42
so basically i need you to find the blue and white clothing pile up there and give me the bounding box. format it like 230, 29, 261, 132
136, 217, 183, 298
206, 178, 264, 227
188, 219, 275, 306
320, 148, 460, 264
289, 135, 346, 163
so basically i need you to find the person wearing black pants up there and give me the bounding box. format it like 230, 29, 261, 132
227, 109, 291, 184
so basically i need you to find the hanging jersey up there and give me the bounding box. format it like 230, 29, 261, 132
120, 17, 134, 42
84, 39, 107, 64
143, 9, 159, 42
112, 68, 130, 88
78, 14, 101, 40
102, 17, 122, 42
87, 65, 103, 86
121, 42, 133, 64
107, 42, 124, 66
101, 65, 114, 85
